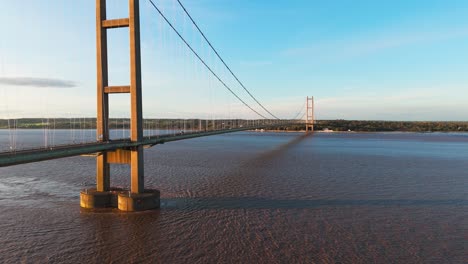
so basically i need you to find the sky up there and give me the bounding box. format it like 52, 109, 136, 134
1, 0, 468, 120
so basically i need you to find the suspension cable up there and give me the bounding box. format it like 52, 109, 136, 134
298, 112, 306, 121
291, 102, 306, 120
175, 0, 279, 120
147, 0, 269, 119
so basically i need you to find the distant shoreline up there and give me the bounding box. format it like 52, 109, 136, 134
1, 128, 468, 134
1, 119, 468, 132
251, 130, 468, 133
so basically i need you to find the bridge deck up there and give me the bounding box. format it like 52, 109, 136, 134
0, 124, 297, 167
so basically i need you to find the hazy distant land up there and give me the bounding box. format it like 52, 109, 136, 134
1, 118, 468, 132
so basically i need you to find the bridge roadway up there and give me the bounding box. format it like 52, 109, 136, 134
0, 124, 299, 167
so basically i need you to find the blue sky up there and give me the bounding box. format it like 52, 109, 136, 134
1, 0, 468, 120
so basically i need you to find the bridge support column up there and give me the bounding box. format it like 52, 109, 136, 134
306, 96, 314, 133
80, 0, 159, 212
130, 146, 144, 194
96, 153, 110, 192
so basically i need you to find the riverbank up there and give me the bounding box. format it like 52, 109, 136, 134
1, 119, 468, 132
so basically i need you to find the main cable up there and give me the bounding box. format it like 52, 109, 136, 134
147, 0, 269, 119
291, 102, 306, 120
176, 0, 280, 120
298, 111, 306, 121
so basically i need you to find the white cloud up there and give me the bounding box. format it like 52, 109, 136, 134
0, 77, 77, 88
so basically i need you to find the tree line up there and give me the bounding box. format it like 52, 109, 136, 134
1, 118, 468, 132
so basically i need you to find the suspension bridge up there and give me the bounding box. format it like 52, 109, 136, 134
0, 0, 314, 211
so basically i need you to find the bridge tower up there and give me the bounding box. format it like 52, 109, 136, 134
306, 96, 314, 132
80, 0, 159, 211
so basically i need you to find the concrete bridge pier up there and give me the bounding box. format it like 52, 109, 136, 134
80, 0, 159, 211
116, 146, 160, 212
306, 96, 314, 133
80, 147, 160, 211
80, 189, 160, 212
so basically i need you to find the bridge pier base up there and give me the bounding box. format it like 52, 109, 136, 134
80, 188, 159, 211
118, 190, 160, 212
80, 188, 118, 209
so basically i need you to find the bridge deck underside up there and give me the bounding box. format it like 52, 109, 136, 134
0, 124, 302, 167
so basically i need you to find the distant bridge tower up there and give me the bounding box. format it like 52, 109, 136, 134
306, 96, 314, 132
80, 0, 159, 211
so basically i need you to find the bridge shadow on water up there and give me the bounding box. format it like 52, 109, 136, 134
163, 130, 463, 209
246, 132, 311, 165
160, 197, 467, 210
159, 133, 466, 211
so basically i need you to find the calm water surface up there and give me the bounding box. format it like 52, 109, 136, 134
0, 131, 466, 263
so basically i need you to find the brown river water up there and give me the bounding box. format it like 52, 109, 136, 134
0, 131, 466, 263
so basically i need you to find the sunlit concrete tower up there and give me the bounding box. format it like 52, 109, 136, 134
306, 96, 314, 132
80, 0, 159, 211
